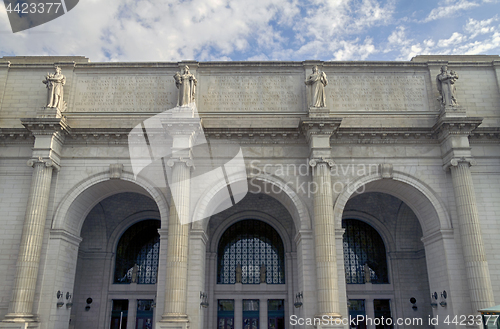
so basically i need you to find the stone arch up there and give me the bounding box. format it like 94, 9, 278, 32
52, 170, 169, 236
334, 170, 451, 236
192, 174, 311, 231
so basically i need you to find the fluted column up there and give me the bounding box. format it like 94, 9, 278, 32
161, 159, 191, 324
450, 159, 495, 312
310, 158, 341, 319
3, 158, 55, 322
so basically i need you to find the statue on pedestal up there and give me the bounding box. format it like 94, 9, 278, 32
437, 65, 459, 108
42, 66, 66, 110
174, 65, 197, 106
305, 65, 328, 107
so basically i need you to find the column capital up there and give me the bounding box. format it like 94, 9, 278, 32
443, 156, 477, 171
27, 157, 60, 171
166, 156, 195, 169
309, 157, 335, 168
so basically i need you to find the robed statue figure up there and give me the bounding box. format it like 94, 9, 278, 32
42, 66, 66, 110
174, 65, 197, 106
436, 65, 459, 108
305, 65, 328, 107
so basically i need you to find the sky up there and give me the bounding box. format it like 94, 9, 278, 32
0, 0, 499, 62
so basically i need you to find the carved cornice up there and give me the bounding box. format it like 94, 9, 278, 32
66, 128, 134, 145
300, 118, 343, 143
470, 127, 500, 144
432, 117, 483, 141
0, 128, 34, 145
332, 127, 435, 144
21, 117, 70, 136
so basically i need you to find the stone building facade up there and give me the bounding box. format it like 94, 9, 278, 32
0, 55, 499, 329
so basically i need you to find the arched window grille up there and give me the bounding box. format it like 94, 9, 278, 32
114, 219, 160, 284
217, 220, 285, 284
343, 219, 389, 284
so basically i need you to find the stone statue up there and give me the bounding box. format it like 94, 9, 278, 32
131, 264, 139, 283
42, 66, 66, 110
174, 65, 197, 106
235, 264, 242, 283
260, 264, 266, 283
305, 65, 328, 107
436, 65, 458, 108
364, 263, 371, 283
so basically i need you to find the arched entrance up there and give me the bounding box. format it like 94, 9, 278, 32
206, 193, 297, 329
342, 192, 432, 329
70, 192, 162, 329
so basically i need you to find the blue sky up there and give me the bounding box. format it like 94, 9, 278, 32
1, 0, 499, 62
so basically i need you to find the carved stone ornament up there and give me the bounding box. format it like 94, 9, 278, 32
109, 163, 123, 179
166, 157, 195, 169
436, 65, 459, 108
42, 66, 67, 111
380, 163, 393, 179
305, 66, 328, 108
27, 156, 57, 169
174, 65, 197, 106
309, 157, 335, 167
450, 157, 477, 167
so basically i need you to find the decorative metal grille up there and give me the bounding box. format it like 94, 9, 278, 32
114, 220, 160, 284
217, 220, 285, 284
342, 219, 388, 284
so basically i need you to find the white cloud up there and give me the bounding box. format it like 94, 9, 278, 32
333, 37, 377, 60
464, 16, 499, 38
423, 0, 480, 22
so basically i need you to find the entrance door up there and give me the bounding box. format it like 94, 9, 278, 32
268, 300, 284, 329
348, 299, 367, 329
136, 299, 154, 329
243, 300, 259, 329
110, 300, 129, 329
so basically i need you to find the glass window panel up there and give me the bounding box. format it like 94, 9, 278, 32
217, 220, 285, 284
243, 300, 259, 311
342, 219, 389, 284
114, 220, 160, 285
218, 300, 235, 311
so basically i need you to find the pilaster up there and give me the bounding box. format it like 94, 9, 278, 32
1, 117, 69, 327
300, 115, 343, 325
434, 115, 495, 315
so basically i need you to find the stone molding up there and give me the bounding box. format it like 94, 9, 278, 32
432, 116, 483, 141
300, 118, 343, 142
